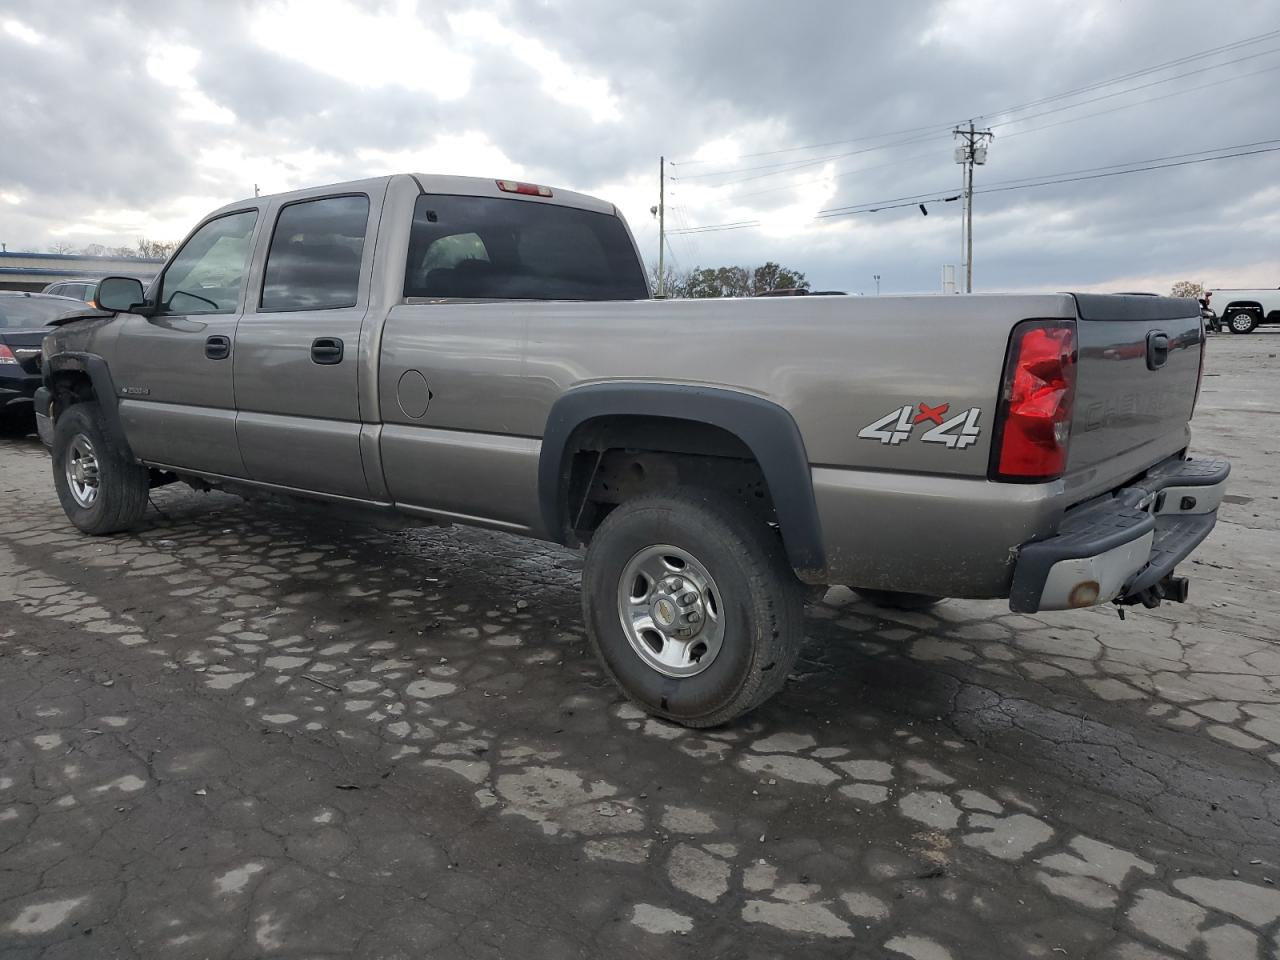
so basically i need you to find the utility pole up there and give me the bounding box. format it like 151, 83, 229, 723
657, 156, 665, 297
953, 122, 993, 293
873, 274, 881, 296
254, 183, 260, 198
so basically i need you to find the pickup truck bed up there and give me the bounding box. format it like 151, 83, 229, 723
37, 173, 1227, 726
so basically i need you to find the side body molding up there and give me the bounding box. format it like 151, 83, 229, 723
538, 383, 826, 575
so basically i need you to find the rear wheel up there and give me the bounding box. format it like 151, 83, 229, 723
855, 588, 944, 611
1227, 310, 1259, 334
51, 402, 150, 534
582, 489, 804, 727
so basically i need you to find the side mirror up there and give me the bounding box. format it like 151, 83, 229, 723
97, 276, 147, 313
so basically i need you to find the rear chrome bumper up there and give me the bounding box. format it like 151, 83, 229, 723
1009, 456, 1230, 613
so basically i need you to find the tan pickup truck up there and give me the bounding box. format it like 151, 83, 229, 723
38, 174, 1228, 725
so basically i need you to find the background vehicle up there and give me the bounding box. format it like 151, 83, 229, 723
1198, 298, 1219, 333
1204, 286, 1280, 334
40, 278, 134, 309
0, 291, 89, 434
37, 174, 1227, 726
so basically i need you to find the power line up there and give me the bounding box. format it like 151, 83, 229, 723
976, 28, 1280, 121
998, 60, 1280, 141
667, 28, 1280, 181
815, 139, 1280, 216
673, 56, 1280, 200
987, 45, 1280, 129
731, 60, 1280, 201
669, 141, 1280, 235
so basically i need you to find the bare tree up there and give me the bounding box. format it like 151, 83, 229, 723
136, 238, 179, 259
647, 262, 690, 298
47, 241, 75, 255
1171, 280, 1204, 299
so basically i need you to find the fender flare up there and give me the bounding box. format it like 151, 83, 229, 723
538, 383, 825, 575
43, 352, 130, 451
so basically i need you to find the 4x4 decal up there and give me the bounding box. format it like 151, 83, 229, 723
859, 402, 982, 449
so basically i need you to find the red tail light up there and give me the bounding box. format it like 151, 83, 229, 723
496, 180, 553, 197
0, 344, 18, 365
991, 319, 1077, 482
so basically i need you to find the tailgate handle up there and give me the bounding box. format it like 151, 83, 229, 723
1146, 331, 1169, 370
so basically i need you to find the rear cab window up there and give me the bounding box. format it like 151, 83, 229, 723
404, 194, 647, 301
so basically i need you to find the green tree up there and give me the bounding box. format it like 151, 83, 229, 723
676, 262, 811, 298
750, 261, 809, 295
1170, 280, 1204, 299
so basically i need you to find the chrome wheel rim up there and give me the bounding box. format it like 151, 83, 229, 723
617, 544, 725, 678
66, 434, 101, 508
1231, 313, 1253, 331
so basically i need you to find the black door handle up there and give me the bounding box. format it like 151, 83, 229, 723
311, 337, 344, 365
205, 335, 230, 360
1146, 331, 1169, 370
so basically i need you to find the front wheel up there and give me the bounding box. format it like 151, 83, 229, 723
51, 402, 150, 535
582, 490, 804, 728
1227, 310, 1259, 334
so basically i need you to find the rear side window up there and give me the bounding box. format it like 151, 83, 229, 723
261, 195, 369, 312
404, 194, 647, 301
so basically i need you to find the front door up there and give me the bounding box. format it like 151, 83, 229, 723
110, 208, 260, 476
232, 189, 378, 499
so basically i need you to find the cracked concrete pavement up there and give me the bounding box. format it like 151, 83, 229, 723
1, 331, 1277, 959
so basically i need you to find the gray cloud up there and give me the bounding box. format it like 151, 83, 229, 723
1, 0, 1276, 293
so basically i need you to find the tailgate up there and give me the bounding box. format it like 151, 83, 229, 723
1065, 294, 1203, 504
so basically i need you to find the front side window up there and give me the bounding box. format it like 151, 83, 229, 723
260, 195, 369, 312
159, 210, 258, 315
404, 194, 648, 301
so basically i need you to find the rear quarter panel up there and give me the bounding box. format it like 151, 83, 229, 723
376, 293, 1078, 533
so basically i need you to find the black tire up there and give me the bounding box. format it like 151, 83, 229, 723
582, 490, 804, 728
1226, 310, 1259, 335
855, 588, 944, 611
51, 402, 149, 535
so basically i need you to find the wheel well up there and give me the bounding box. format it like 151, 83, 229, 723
49, 369, 95, 415
560, 416, 775, 545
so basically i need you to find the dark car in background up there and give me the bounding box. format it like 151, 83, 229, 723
0, 291, 90, 434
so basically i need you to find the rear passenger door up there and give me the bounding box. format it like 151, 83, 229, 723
232, 186, 382, 499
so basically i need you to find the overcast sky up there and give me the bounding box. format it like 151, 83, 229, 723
2, 0, 1277, 294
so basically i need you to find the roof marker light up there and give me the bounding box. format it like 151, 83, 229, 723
496, 180, 553, 197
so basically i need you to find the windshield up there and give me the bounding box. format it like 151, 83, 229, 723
0, 295, 79, 330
